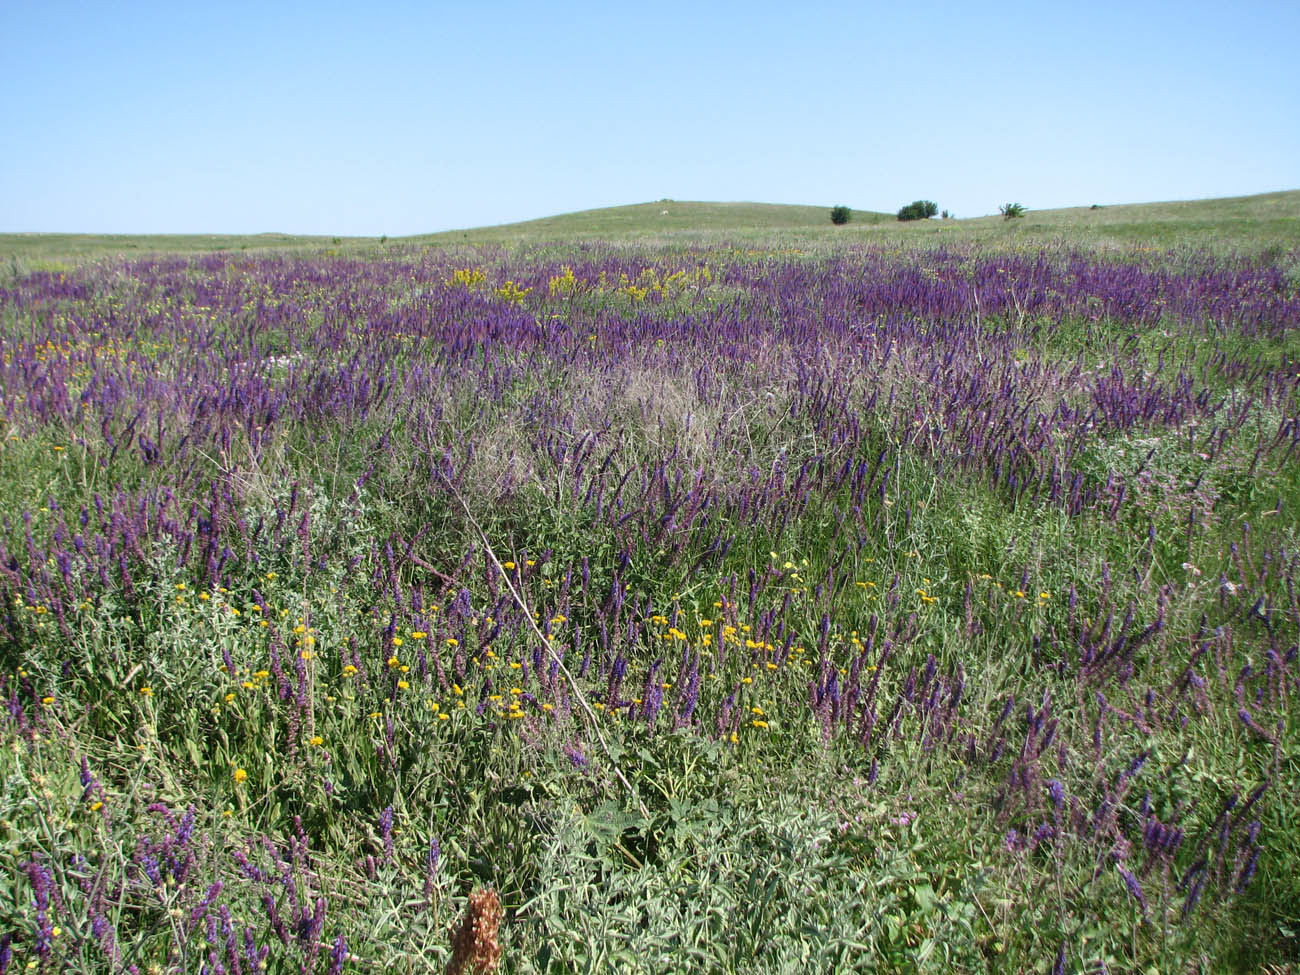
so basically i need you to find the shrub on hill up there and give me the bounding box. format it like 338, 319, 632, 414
896, 200, 938, 221
830, 205, 851, 225
999, 202, 1027, 219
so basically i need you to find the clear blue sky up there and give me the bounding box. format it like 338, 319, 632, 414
3, 0, 1297, 235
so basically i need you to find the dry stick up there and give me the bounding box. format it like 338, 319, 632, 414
395, 533, 460, 588
443, 480, 650, 819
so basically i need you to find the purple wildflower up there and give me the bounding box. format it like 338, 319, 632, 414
1116, 866, 1147, 915
329, 934, 349, 974
379, 805, 395, 864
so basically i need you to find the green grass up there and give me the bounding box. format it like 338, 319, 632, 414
413, 200, 894, 245
403, 190, 1300, 251
909, 189, 1300, 252
0, 232, 378, 271
4, 190, 1297, 268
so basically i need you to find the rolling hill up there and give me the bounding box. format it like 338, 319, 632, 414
2, 190, 1297, 268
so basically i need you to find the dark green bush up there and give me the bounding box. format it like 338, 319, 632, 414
896, 200, 938, 221
830, 206, 851, 225
999, 202, 1027, 219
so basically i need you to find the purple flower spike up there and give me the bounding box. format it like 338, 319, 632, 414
1053, 941, 1068, 975
1117, 866, 1147, 915
379, 805, 395, 864
329, 933, 349, 974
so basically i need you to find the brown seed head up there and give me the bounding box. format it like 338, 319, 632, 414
446, 887, 502, 975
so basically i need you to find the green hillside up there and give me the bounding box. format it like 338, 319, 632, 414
428, 191, 1300, 250
3, 190, 1297, 269
415, 200, 893, 244
884, 189, 1300, 251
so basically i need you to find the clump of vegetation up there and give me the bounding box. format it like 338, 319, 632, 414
830, 205, 852, 225
1000, 202, 1027, 219
897, 200, 939, 221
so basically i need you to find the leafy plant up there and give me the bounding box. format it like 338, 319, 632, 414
897, 200, 938, 221
830, 205, 852, 225
999, 202, 1027, 220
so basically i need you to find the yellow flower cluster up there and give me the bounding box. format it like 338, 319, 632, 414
547, 265, 582, 296
493, 280, 533, 305
445, 267, 487, 289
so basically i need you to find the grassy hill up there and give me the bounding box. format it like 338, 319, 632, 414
3, 190, 1297, 269
880, 189, 1300, 251
427, 191, 1300, 251
414, 200, 893, 244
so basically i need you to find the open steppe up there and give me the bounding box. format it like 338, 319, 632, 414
2, 190, 1298, 973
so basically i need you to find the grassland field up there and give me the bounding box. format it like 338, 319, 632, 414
4, 189, 1299, 269
1, 190, 1298, 975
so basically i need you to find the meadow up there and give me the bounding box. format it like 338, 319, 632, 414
1, 197, 1299, 973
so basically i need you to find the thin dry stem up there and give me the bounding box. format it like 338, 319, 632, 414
442, 478, 650, 819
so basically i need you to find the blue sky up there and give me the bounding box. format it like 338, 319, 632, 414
2, 0, 1297, 235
